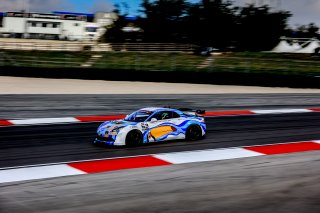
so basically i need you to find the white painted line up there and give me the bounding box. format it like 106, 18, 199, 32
154, 148, 263, 164
0, 165, 85, 184
252, 109, 312, 114
313, 140, 320, 144
9, 117, 80, 125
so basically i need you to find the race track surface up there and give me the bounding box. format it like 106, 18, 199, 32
1, 112, 320, 168
1, 94, 320, 213
1, 94, 320, 119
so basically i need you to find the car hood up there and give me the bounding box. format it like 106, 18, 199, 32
97, 119, 136, 133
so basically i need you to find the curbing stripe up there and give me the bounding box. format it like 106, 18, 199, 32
153, 148, 263, 164
75, 115, 126, 122
309, 108, 320, 112
205, 110, 255, 116
0, 120, 13, 126
244, 142, 320, 155
0, 140, 320, 184
252, 109, 311, 114
0, 107, 320, 127
68, 156, 172, 173
0, 164, 85, 184
9, 117, 80, 125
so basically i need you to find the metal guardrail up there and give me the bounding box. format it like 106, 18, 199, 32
0, 41, 195, 52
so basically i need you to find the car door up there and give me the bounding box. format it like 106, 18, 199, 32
146, 111, 180, 142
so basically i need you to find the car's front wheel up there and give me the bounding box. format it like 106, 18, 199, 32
125, 130, 143, 146
186, 125, 202, 141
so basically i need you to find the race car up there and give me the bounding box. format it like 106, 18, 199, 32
93, 107, 206, 146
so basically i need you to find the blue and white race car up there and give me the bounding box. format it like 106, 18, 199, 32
94, 107, 206, 146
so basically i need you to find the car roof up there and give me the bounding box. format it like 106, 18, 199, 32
139, 107, 175, 112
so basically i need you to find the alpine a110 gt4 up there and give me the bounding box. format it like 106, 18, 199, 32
94, 107, 206, 146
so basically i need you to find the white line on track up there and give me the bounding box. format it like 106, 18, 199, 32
154, 148, 263, 164
252, 109, 312, 114
9, 117, 80, 125
0, 165, 85, 184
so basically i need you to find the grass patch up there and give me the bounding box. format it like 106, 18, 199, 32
1, 50, 320, 76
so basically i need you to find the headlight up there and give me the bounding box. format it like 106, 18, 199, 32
111, 126, 125, 133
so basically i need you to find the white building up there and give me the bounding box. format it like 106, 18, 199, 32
0, 12, 116, 41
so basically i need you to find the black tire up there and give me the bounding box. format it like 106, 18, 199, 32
92, 140, 104, 147
186, 125, 202, 141
125, 130, 143, 147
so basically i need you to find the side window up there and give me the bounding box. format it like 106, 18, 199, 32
172, 112, 180, 118
149, 111, 179, 121
149, 111, 163, 121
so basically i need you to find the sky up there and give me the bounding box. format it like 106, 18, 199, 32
0, 0, 319, 27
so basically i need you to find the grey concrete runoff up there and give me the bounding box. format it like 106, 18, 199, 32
1, 76, 320, 94
0, 151, 319, 213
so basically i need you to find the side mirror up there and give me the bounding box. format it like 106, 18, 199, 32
151, 118, 157, 122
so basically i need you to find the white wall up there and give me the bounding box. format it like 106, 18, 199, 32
61, 20, 86, 40
26, 19, 62, 35
3, 17, 25, 33
0, 14, 106, 41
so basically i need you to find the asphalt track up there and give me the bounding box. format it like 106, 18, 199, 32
1, 112, 320, 168
1, 94, 320, 212
1, 94, 320, 119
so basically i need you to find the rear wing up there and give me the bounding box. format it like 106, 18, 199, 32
178, 108, 206, 116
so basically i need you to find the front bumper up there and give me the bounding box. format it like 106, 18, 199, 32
94, 135, 115, 146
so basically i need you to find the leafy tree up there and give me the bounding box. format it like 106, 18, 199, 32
236, 5, 291, 51
186, 0, 237, 49
290, 23, 320, 39
103, 4, 128, 42
106, 0, 292, 51
139, 0, 189, 42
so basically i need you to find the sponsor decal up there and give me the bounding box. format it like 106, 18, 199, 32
149, 126, 177, 140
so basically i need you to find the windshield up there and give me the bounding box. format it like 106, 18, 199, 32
124, 110, 153, 122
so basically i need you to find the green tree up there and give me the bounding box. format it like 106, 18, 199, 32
103, 4, 128, 42
236, 5, 291, 51
186, 0, 237, 49
139, 0, 189, 42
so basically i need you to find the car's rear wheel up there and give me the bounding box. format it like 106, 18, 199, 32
125, 130, 143, 146
186, 125, 202, 141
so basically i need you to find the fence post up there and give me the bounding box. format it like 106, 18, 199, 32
135, 52, 140, 71
0, 52, 4, 66
170, 53, 177, 72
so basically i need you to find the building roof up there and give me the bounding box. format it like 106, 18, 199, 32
52, 11, 94, 18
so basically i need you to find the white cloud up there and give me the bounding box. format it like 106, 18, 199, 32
0, 0, 114, 13
90, 0, 115, 13
232, 0, 320, 27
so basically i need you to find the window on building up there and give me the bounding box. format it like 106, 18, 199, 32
42, 23, 47, 28
86, 27, 97, 32
32, 22, 37, 27
74, 23, 79, 27
52, 23, 58, 28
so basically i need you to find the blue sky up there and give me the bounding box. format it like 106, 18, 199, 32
67, 0, 320, 26
0, 0, 319, 26
70, 0, 143, 15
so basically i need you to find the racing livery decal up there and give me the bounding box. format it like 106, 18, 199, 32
94, 107, 206, 146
